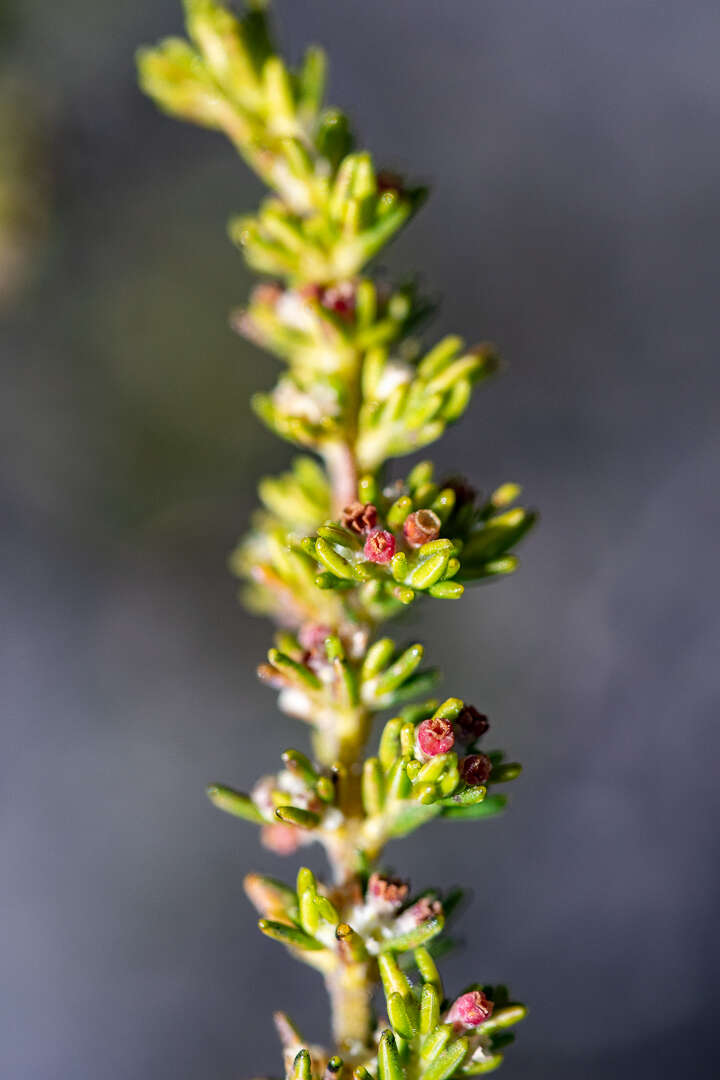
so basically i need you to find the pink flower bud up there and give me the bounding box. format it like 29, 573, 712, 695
455, 705, 490, 743
403, 509, 442, 548
297, 283, 322, 302
364, 528, 396, 564
404, 896, 443, 924
261, 823, 301, 855
459, 753, 492, 786
252, 282, 283, 307
446, 990, 494, 1029
298, 623, 332, 652
367, 872, 409, 910
416, 716, 455, 758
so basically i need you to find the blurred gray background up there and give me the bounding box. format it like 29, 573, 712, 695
2, 1, 719, 1077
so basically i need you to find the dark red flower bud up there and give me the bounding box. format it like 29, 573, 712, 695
376, 170, 404, 195
321, 281, 356, 321
459, 753, 492, 787
367, 872, 409, 909
342, 502, 378, 535
455, 705, 490, 743
446, 990, 494, 1029
440, 475, 476, 508
403, 508, 442, 548
416, 716, 455, 758
364, 528, 396, 564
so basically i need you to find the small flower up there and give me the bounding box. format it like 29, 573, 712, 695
252, 282, 283, 308
375, 359, 413, 400
367, 872, 409, 912
298, 623, 332, 652
391, 894, 444, 936
272, 378, 340, 423
455, 704, 490, 743
342, 502, 378, 535
261, 822, 301, 855
416, 716, 455, 759
459, 753, 492, 786
364, 528, 396, 564
446, 990, 494, 1029
321, 281, 356, 321
403, 508, 441, 548
403, 896, 443, 924
276, 289, 317, 332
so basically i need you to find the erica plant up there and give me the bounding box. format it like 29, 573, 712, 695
138, 2, 536, 1076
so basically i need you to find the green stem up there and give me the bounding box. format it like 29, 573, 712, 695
326, 961, 375, 1061
316, 439, 377, 1056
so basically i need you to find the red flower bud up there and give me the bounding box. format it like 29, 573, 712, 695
403, 509, 442, 548
321, 281, 356, 321
446, 990, 494, 1029
440, 475, 476, 508
459, 753, 492, 786
364, 528, 396, 564
455, 705, 490, 743
416, 716, 455, 758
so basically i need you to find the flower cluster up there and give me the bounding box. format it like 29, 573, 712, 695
302, 461, 536, 612
208, 693, 521, 867
138, 2, 536, 1076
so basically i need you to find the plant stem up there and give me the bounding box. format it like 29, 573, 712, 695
319, 441, 375, 1056
323, 441, 359, 516
326, 961, 375, 1062
312, 706, 371, 770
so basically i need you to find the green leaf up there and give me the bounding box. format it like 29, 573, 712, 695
244, 873, 298, 918
282, 748, 318, 786
387, 992, 416, 1040
292, 1049, 313, 1080
459, 1052, 504, 1075
439, 786, 487, 808
275, 805, 321, 829
206, 784, 265, 823
381, 914, 445, 953
362, 757, 385, 815
373, 644, 424, 698
481, 1004, 527, 1033
420, 981, 440, 1035
377, 1031, 403, 1080
490, 762, 523, 783
423, 1038, 468, 1080
258, 919, 326, 951
441, 794, 507, 821
388, 801, 440, 837
268, 648, 321, 690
